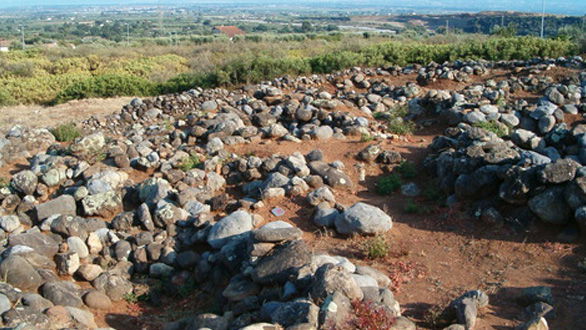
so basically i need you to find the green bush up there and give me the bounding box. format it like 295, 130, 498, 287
473, 120, 509, 137
396, 161, 417, 179
376, 174, 402, 195
53, 74, 157, 104
51, 123, 81, 142
179, 154, 202, 172
361, 235, 390, 259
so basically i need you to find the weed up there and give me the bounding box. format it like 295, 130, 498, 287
404, 200, 420, 214
372, 112, 387, 120
50, 123, 81, 142
0, 178, 9, 189
423, 180, 446, 204
376, 174, 402, 195
179, 154, 202, 171
123, 292, 139, 304
344, 299, 396, 329
395, 161, 417, 179
473, 120, 509, 138
361, 235, 390, 259
387, 117, 416, 135
423, 303, 448, 329
360, 133, 374, 142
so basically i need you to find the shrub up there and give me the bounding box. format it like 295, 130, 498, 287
387, 118, 416, 135
53, 74, 157, 104
179, 154, 202, 171
395, 161, 417, 179
360, 235, 390, 259
51, 123, 81, 142
404, 200, 420, 214
473, 120, 509, 137
376, 174, 402, 195
344, 299, 396, 329
360, 133, 374, 142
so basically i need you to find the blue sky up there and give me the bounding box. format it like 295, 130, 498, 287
0, 0, 584, 16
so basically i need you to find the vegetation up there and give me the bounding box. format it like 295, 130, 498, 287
179, 154, 202, 171
50, 123, 82, 142
376, 174, 402, 195
343, 299, 396, 329
473, 120, 510, 137
395, 161, 417, 179
360, 133, 374, 142
0, 35, 579, 107
360, 235, 390, 259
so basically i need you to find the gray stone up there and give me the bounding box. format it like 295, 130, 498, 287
41, 281, 83, 307
310, 264, 364, 304
81, 191, 122, 218
253, 221, 302, 242
11, 170, 37, 195
66, 237, 89, 259
528, 187, 572, 224
35, 195, 77, 221
0, 255, 43, 290
222, 274, 260, 302
313, 204, 339, 228
252, 240, 311, 284
335, 202, 392, 235
83, 290, 112, 310
0, 215, 21, 233
207, 210, 253, 249
539, 158, 580, 184
8, 231, 59, 258
92, 273, 133, 302
65, 306, 98, 328
270, 299, 319, 328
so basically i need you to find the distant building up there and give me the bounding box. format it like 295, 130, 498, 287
0, 39, 10, 52
213, 25, 246, 40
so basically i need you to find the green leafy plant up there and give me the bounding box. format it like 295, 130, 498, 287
361, 235, 390, 259
179, 154, 202, 171
473, 120, 509, 138
376, 174, 402, 195
123, 292, 139, 304
395, 161, 417, 179
50, 123, 81, 142
360, 133, 374, 142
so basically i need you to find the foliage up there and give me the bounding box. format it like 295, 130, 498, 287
395, 161, 417, 179
491, 24, 518, 38
360, 235, 390, 259
473, 120, 509, 137
53, 74, 156, 104
343, 300, 396, 329
179, 154, 202, 171
404, 200, 419, 214
0, 36, 578, 106
376, 174, 402, 195
360, 133, 374, 142
50, 123, 81, 142
123, 292, 139, 304
0, 178, 9, 189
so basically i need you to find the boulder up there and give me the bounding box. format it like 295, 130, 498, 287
207, 210, 253, 249
35, 195, 77, 221
334, 202, 392, 235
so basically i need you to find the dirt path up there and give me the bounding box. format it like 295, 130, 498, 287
0, 97, 132, 131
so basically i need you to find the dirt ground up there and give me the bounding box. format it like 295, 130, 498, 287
0, 97, 132, 131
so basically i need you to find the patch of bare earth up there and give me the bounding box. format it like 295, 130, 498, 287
0, 97, 133, 131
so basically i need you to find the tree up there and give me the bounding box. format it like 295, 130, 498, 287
491, 23, 518, 38
301, 21, 313, 33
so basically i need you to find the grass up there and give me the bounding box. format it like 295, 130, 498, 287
360, 235, 390, 259
50, 123, 81, 142
473, 120, 509, 138
178, 154, 202, 171
395, 161, 417, 179
360, 133, 374, 142
375, 174, 402, 195
123, 292, 139, 304
0, 178, 9, 189
423, 180, 446, 204
387, 117, 416, 135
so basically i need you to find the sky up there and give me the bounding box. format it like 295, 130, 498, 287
0, 0, 584, 16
